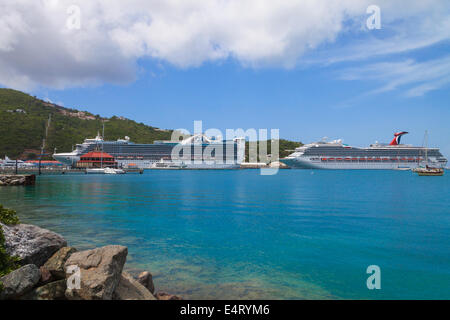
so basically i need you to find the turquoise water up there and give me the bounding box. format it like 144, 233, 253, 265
0, 170, 449, 299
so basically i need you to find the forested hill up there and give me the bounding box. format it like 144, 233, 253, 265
0, 88, 172, 159
0, 88, 302, 160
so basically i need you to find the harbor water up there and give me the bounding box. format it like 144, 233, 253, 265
0, 170, 449, 299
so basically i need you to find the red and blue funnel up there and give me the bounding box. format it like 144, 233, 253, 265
389, 131, 409, 145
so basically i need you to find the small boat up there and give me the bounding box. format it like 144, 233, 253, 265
413, 131, 444, 176
152, 159, 187, 169
413, 166, 444, 176
394, 167, 411, 171
86, 167, 126, 174
0, 156, 35, 169
104, 167, 117, 174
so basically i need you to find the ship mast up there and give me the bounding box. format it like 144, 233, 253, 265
101, 122, 105, 168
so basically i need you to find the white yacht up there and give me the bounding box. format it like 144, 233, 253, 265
0, 156, 35, 169
86, 167, 126, 174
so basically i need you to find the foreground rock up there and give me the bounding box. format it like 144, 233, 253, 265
155, 292, 183, 300
113, 272, 156, 300
38, 266, 53, 285
44, 247, 77, 279
64, 245, 128, 300
21, 280, 67, 300
1, 223, 67, 267
0, 218, 180, 301
0, 264, 40, 299
137, 271, 155, 294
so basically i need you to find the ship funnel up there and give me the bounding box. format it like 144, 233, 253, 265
389, 131, 409, 145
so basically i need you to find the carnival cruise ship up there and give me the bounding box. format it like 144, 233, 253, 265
53, 134, 245, 169
281, 132, 447, 170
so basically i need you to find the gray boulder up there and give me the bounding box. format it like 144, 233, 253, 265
0, 264, 40, 299
113, 272, 156, 300
21, 280, 67, 300
1, 223, 67, 267
43, 247, 77, 279
137, 271, 155, 294
64, 245, 128, 300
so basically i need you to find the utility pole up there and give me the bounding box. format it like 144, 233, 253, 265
39, 114, 52, 175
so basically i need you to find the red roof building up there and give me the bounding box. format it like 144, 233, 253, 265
76, 151, 117, 168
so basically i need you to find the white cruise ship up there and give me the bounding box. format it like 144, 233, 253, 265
53, 134, 245, 169
281, 132, 447, 170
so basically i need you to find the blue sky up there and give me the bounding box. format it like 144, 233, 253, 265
35, 56, 450, 151
1, 1, 449, 156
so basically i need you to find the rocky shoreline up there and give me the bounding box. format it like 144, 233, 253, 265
0, 175, 36, 186
0, 222, 181, 300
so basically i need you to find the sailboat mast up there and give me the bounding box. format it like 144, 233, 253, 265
425, 130, 428, 164
101, 122, 104, 168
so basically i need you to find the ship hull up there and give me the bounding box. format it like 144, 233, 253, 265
53, 154, 80, 166
281, 158, 446, 170
152, 160, 240, 169
417, 171, 444, 176
54, 156, 241, 169
183, 163, 240, 169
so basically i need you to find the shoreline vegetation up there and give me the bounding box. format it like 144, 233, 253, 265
0, 204, 182, 300
0, 88, 173, 160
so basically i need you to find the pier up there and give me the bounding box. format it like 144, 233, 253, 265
0, 168, 144, 175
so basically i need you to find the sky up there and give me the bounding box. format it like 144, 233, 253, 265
1, 0, 449, 156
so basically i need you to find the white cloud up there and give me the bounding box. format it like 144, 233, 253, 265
339, 56, 450, 97
0, 0, 449, 90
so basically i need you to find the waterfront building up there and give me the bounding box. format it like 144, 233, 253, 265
75, 151, 117, 169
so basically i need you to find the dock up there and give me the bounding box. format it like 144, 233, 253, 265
0, 168, 144, 175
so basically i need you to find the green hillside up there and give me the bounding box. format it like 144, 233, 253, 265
0, 88, 302, 161
245, 139, 302, 162
0, 88, 173, 159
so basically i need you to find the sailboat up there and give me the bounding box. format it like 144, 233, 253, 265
413, 131, 444, 176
